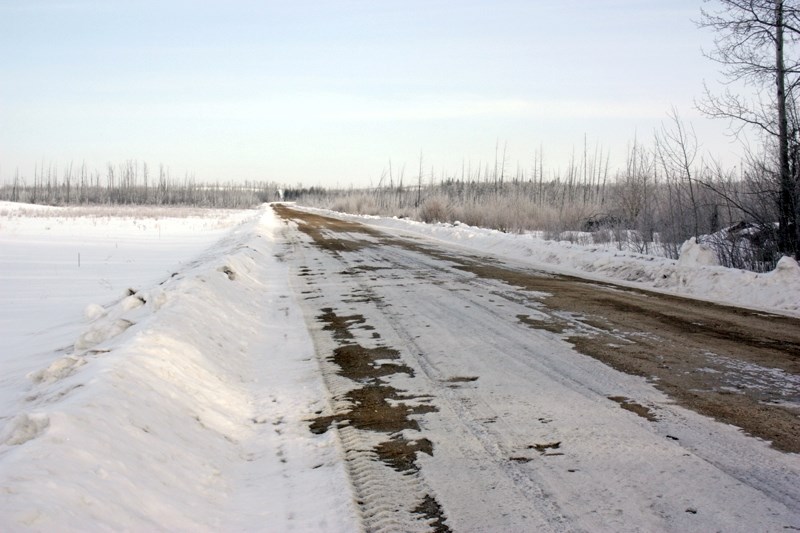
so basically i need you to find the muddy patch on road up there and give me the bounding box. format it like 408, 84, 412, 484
608, 396, 658, 422
517, 313, 567, 334
456, 260, 800, 453
311, 308, 437, 463
274, 204, 379, 253
310, 306, 448, 532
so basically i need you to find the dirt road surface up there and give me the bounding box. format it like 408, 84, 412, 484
274, 205, 800, 532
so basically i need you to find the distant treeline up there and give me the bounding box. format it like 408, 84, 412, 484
1, 122, 793, 274
0, 161, 283, 208
288, 130, 790, 273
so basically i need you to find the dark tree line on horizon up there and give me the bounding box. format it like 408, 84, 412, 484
0, 161, 282, 208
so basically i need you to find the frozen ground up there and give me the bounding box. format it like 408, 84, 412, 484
0, 201, 797, 531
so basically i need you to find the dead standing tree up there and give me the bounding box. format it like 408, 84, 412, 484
699, 0, 800, 258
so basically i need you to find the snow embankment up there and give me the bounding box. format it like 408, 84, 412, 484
0, 206, 357, 531
309, 209, 800, 317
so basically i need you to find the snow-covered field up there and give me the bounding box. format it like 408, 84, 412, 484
1, 201, 798, 531
0, 203, 358, 531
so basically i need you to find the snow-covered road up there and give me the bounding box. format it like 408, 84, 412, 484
277, 205, 800, 532
1, 202, 798, 532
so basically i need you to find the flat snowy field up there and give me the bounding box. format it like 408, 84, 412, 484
0, 201, 797, 531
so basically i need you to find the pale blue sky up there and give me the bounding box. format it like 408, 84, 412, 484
1, 1, 739, 186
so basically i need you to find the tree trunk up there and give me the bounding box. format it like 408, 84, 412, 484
775, 0, 798, 257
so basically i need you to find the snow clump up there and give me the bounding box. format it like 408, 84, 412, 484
678, 237, 720, 267
773, 255, 800, 279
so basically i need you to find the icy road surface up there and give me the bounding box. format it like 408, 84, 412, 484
275, 205, 800, 532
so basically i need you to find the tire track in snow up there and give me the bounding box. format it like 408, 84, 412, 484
279, 215, 568, 531
279, 213, 449, 532
333, 241, 574, 531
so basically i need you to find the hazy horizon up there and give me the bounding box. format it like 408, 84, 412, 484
1, 0, 747, 187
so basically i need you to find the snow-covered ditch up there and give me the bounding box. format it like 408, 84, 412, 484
304, 207, 800, 317
0, 203, 357, 531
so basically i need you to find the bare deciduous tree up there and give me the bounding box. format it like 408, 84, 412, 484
699, 0, 800, 258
